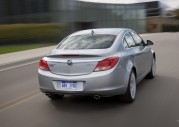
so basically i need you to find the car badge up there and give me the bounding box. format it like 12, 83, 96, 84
67, 60, 72, 65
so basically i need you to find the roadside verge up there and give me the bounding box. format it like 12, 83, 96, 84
0, 46, 55, 68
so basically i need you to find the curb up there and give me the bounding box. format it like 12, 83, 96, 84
0, 55, 44, 68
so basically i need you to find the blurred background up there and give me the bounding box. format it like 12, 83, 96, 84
0, 0, 179, 54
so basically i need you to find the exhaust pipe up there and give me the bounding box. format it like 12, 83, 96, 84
45, 93, 51, 97
94, 95, 101, 100
45, 93, 50, 95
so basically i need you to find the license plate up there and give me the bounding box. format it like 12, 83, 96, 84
60, 81, 77, 90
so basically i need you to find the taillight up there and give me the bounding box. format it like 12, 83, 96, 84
39, 58, 50, 71
94, 57, 119, 72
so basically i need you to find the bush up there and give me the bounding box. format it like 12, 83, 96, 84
162, 24, 179, 32
0, 23, 67, 44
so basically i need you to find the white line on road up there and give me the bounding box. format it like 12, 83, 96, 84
0, 61, 39, 72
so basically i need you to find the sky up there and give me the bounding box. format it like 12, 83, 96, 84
79, 0, 179, 9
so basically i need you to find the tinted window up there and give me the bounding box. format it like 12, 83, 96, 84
131, 32, 143, 46
57, 35, 116, 50
124, 33, 135, 47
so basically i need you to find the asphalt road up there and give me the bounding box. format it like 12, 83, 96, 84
0, 33, 179, 127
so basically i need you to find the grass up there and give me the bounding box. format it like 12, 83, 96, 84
0, 43, 54, 54
0, 23, 65, 42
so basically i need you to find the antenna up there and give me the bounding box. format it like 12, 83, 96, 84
91, 30, 94, 36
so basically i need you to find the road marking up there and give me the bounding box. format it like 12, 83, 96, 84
0, 90, 41, 112
0, 61, 38, 72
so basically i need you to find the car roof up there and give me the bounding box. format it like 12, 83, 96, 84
70, 28, 130, 36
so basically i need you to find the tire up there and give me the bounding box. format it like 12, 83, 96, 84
146, 57, 156, 79
45, 93, 64, 100
119, 70, 136, 103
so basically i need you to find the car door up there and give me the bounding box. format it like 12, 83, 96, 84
124, 32, 143, 79
130, 31, 151, 78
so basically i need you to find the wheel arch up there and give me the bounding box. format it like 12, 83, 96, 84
132, 66, 137, 79
153, 53, 156, 60
151, 49, 156, 60
126, 58, 137, 80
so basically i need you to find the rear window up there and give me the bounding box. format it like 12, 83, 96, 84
56, 34, 116, 50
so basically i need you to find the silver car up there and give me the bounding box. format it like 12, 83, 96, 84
38, 28, 156, 103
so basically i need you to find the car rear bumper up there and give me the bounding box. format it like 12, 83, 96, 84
38, 67, 129, 96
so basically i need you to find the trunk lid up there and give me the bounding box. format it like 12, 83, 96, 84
45, 49, 110, 76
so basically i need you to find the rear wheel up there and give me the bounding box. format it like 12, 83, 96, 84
119, 71, 136, 103
146, 57, 156, 79
45, 93, 64, 100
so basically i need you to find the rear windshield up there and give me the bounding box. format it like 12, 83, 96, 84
56, 34, 116, 50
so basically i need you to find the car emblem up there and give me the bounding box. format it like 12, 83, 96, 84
67, 60, 72, 65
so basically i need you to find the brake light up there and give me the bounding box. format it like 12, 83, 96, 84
39, 58, 50, 71
94, 57, 119, 72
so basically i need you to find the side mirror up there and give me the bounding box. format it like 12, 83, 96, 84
145, 40, 154, 46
